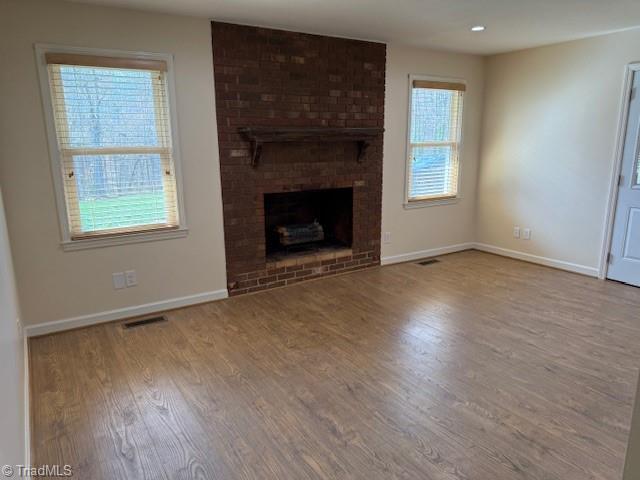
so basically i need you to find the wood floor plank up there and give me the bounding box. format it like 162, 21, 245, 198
63, 326, 168, 480
216, 296, 508, 480
235, 278, 610, 479
141, 309, 318, 480
174, 303, 411, 479
29, 333, 104, 479
105, 323, 236, 480
29, 251, 640, 479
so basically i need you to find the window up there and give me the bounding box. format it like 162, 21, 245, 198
37, 47, 186, 248
406, 77, 465, 204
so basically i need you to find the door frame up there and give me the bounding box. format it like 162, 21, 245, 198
599, 62, 640, 279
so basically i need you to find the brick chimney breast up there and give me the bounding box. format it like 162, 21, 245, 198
212, 22, 385, 295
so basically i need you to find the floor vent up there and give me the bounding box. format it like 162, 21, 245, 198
417, 258, 440, 266
123, 315, 167, 329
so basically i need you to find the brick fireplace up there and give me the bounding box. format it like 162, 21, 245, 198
212, 22, 386, 295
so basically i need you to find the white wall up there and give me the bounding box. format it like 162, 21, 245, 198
0, 188, 26, 467
477, 29, 640, 272
382, 44, 484, 262
0, 0, 227, 328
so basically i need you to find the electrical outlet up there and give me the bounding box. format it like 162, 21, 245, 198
383, 232, 391, 244
125, 270, 138, 287
523, 228, 531, 240
112, 272, 126, 290
513, 226, 520, 239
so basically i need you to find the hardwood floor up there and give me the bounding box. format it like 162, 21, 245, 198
29, 250, 640, 480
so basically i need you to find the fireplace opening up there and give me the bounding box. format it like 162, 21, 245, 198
264, 188, 353, 259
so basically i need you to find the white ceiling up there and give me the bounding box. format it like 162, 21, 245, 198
69, 0, 640, 55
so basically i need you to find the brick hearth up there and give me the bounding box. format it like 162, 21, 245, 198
212, 22, 386, 295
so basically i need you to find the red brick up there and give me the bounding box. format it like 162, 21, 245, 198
212, 22, 384, 296
258, 275, 278, 285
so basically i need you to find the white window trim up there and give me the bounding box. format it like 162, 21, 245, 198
34, 44, 188, 251
403, 73, 466, 209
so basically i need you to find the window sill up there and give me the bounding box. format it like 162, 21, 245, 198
62, 227, 189, 251
403, 196, 460, 209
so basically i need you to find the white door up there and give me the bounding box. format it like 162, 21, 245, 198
609, 71, 640, 286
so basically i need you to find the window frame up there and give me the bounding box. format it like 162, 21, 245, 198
404, 74, 466, 209
35, 44, 188, 251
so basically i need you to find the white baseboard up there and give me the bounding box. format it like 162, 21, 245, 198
381, 243, 475, 265
23, 335, 30, 469
381, 241, 599, 277
23, 244, 597, 337
24, 289, 229, 337
473, 243, 599, 277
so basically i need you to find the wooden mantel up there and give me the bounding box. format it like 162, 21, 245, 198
238, 127, 384, 166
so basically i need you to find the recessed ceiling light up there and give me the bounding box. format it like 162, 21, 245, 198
471, 25, 486, 32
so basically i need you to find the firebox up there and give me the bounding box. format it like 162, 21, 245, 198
264, 188, 353, 257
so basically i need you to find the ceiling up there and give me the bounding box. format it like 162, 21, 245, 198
68, 0, 640, 55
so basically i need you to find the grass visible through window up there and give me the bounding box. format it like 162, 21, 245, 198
79, 192, 167, 232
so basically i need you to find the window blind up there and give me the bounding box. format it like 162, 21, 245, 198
46, 57, 179, 238
407, 81, 464, 202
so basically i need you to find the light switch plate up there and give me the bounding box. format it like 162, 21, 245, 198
523, 228, 531, 240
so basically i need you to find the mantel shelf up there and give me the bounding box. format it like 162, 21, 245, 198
238, 127, 384, 166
